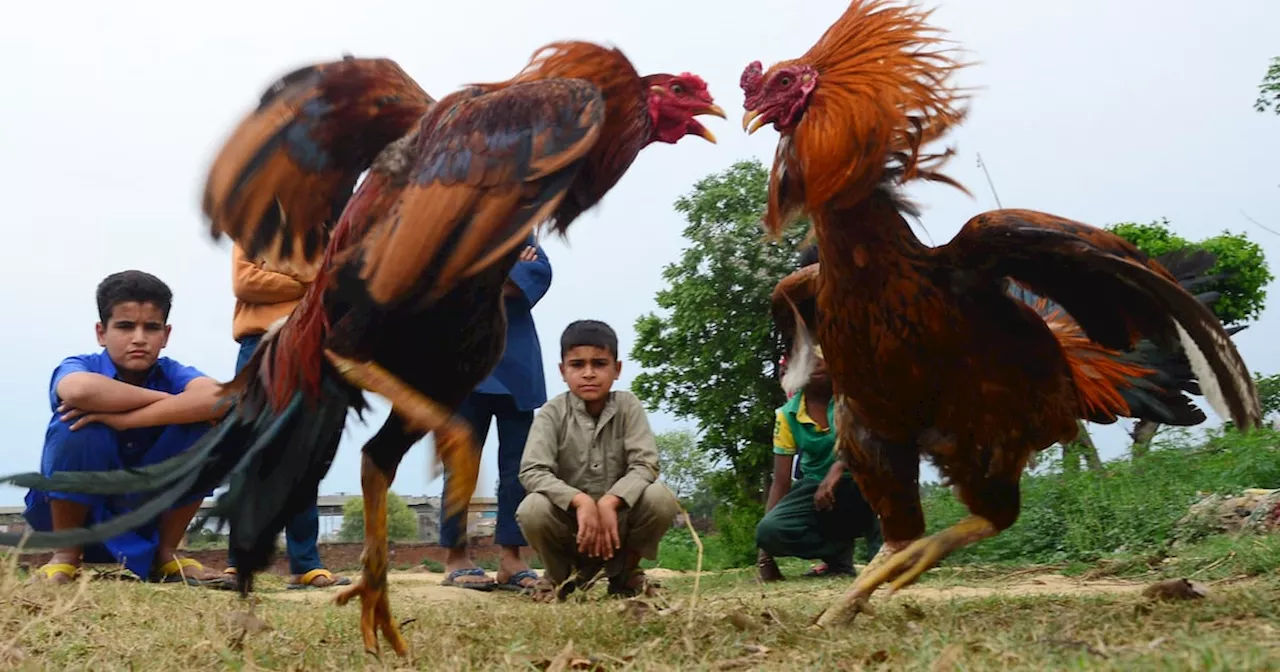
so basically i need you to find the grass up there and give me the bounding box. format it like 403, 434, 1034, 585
3, 531, 1279, 670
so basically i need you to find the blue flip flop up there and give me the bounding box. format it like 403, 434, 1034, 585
441, 567, 495, 591
496, 568, 540, 592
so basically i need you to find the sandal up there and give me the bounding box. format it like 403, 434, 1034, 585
287, 568, 353, 590
608, 568, 661, 598
495, 568, 540, 593
150, 558, 225, 586
528, 577, 576, 603
801, 561, 856, 578
441, 567, 496, 591
31, 562, 79, 585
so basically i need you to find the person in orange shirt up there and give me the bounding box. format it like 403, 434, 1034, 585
216, 243, 350, 590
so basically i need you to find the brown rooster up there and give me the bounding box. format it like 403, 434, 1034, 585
742, 0, 1262, 627
2, 43, 723, 655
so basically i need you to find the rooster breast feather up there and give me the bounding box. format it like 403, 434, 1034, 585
202, 56, 435, 266
944, 209, 1262, 430
350, 78, 605, 308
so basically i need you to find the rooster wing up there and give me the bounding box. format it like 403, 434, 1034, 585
202, 56, 434, 265
940, 209, 1262, 430
350, 78, 605, 308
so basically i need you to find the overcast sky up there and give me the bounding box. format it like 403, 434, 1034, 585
2, 0, 1278, 507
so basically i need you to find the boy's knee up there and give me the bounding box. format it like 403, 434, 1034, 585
42, 422, 119, 475
515, 493, 557, 538
635, 482, 680, 524
755, 514, 782, 555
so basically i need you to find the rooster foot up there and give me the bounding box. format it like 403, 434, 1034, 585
335, 576, 408, 658
812, 515, 997, 629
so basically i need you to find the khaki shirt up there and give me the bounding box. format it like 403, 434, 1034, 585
519, 390, 660, 512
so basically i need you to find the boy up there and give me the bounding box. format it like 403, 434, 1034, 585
23, 270, 227, 585
442, 237, 551, 592
755, 346, 882, 582
218, 242, 349, 590
516, 320, 679, 602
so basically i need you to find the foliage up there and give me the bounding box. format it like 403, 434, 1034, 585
631, 159, 810, 501
921, 426, 1280, 565
1256, 56, 1280, 115
1254, 372, 1280, 420
337, 491, 418, 542
1106, 219, 1272, 327
654, 428, 717, 518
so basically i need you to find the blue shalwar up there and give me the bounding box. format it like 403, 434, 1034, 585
440, 235, 552, 548
23, 350, 212, 579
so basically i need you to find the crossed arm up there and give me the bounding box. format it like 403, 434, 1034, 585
55, 373, 229, 431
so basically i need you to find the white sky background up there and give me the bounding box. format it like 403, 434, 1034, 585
2, 0, 1278, 508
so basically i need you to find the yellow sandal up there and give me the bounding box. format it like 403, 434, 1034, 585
287, 568, 352, 590
31, 562, 79, 584
151, 558, 221, 586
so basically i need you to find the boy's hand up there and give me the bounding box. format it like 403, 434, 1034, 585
595, 494, 623, 560
59, 404, 137, 432
572, 493, 602, 556
518, 245, 538, 262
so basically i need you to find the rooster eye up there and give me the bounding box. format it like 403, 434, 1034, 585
671, 83, 684, 95
779, 76, 792, 87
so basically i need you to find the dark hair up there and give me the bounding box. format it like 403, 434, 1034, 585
96, 270, 173, 324
560, 319, 618, 359
798, 243, 819, 268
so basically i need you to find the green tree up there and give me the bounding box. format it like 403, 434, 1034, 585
655, 428, 717, 518
631, 160, 809, 503
1254, 372, 1280, 420
1106, 219, 1272, 456
1256, 56, 1280, 115
337, 491, 419, 542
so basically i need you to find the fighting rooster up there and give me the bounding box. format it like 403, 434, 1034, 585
4, 43, 723, 655
743, 0, 1262, 627
774, 247, 1248, 429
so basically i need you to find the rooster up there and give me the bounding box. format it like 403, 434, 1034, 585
774, 248, 1248, 429
742, 0, 1262, 627
2, 43, 723, 655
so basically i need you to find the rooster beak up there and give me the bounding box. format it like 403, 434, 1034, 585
743, 109, 765, 134
699, 103, 727, 119
693, 125, 718, 144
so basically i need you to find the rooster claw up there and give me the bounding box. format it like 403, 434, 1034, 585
336, 577, 409, 658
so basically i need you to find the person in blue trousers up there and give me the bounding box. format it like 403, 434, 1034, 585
216, 243, 350, 590
24, 270, 229, 585
441, 236, 552, 591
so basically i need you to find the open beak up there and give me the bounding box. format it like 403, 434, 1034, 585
691, 103, 726, 144
742, 109, 765, 135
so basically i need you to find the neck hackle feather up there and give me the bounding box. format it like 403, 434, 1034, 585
771, 0, 973, 235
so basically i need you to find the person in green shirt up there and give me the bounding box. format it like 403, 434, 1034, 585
755, 346, 882, 582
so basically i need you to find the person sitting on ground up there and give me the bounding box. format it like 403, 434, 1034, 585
216, 242, 350, 591
516, 320, 680, 602
441, 237, 551, 593
22, 270, 228, 585
755, 346, 882, 582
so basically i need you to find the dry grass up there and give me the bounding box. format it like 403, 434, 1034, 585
3, 552, 1279, 671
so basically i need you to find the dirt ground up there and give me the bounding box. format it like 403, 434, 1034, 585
270, 567, 1151, 605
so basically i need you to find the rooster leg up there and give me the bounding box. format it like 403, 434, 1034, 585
334, 452, 408, 658
323, 350, 480, 518
814, 515, 997, 628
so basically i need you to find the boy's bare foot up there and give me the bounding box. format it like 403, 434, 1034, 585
757, 553, 785, 583
528, 577, 576, 603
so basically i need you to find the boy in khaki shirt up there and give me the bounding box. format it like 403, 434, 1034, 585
517, 320, 679, 602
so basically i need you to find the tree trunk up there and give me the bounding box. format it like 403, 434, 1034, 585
1130, 419, 1160, 459
1064, 419, 1104, 471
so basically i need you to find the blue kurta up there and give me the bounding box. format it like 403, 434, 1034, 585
24, 350, 212, 579
473, 236, 552, 411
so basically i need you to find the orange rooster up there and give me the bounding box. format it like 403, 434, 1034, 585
2, 43, 723, 656
743, 0, 1262, 627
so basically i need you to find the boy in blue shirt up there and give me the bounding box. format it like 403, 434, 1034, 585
23, 270, 228, 585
